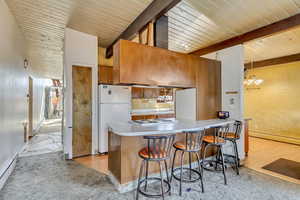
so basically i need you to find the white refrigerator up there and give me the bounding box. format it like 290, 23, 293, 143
175, 88, 196, 120
98, 85, 131, 153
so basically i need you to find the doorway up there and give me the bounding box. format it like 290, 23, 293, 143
20, 78, 63, 157
28, 76, 33, 140
72, 66, 92, 158
243, 28, 300, 184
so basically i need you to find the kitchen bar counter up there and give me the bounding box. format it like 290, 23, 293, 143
108, 118, 235, 192
108, 118, 235, 136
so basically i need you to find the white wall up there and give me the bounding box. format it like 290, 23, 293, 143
202, 45, 245, 160
64, 28, 98, 159
32, 77, 48, 134
0, 0, 27, 189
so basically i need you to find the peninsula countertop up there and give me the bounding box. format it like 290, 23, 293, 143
108, 118, 236, 136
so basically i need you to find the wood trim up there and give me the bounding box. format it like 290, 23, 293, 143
244, 53, 300, 69
106, 0, 181, 58
190, 13, 300, 56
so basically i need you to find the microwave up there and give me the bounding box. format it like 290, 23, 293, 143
217, 111, 230, 119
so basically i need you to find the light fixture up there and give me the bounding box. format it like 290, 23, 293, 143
244, 57, 264, 89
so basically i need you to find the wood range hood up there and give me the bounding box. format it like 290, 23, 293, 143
113, 39, 198, 88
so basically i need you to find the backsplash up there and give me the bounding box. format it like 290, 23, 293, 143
132, 98, 174, 110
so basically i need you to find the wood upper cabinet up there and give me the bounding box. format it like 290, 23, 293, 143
143, 88, 160, 99
132, 87, 160, 99
132, 87, 144, 98
195, 58, 221, 120
113, 40, 196, 87
98, 65, 113, 84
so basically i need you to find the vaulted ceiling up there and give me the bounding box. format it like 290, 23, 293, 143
6, 0, 152, 79
168, 0, 300, 54
6, 0, 300, 79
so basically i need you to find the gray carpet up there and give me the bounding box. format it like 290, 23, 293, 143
1, 152, 300, 200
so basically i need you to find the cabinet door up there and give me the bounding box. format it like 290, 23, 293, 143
99, 65, 113, 84
196, 59, 221, 120
132, 87, 144, 98
143, 88, 160, 99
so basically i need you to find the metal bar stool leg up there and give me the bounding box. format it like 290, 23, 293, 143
163, 160, 171, 196
195, 152, 204, 193
136, 160, 145, 200
219, 146, 227, 185
189, 152, 192, 180
144, 160, 149, 191
158, 161, 165, 200
170, 149, 178, 183
233, 141, 240, 175
179, 151, 185, 196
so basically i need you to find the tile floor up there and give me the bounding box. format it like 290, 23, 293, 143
19, 119, 62, 157
244, 136, 300, 184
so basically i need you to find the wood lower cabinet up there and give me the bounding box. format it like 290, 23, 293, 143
113, 40, 196, 87
98, 65, 113, 84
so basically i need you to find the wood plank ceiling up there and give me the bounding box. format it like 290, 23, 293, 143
168, 0, 300, 59
6, 0, 152, 79
6, 0, 300, 78
244, 26, 300, 63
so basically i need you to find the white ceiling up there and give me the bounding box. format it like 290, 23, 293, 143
168, 0, 300, 54
6, 0, 300, 78
6, 0, 152, 79
244, 26, 300, 63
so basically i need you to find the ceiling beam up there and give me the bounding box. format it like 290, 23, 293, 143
105, 0, 181, 58
190, 13, 300, 56
244, 53, 300, 69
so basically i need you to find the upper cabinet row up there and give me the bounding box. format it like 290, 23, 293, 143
113, 40, 197, 88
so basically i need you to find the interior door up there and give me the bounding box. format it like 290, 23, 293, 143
72, 66, 92, 157
175, 88, 196, 120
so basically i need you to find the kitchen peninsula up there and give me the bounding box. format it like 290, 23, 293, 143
107, 118, 235, 192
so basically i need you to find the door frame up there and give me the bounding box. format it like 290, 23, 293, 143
64, 62, 98, 159
28, 76, 33, 139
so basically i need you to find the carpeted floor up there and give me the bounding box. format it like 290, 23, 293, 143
19, 119, 62, 157
1, 152, 300, 200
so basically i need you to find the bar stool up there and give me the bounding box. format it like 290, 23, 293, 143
223, 120, 243, 175
170, 130, 205, 196
202, 125, 229, 185
136, 134, 175, 200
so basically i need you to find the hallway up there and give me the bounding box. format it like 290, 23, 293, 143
19, 119, 62, 157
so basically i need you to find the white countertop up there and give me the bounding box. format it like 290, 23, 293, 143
108, 118, 236, 136
131, 108, 175, 116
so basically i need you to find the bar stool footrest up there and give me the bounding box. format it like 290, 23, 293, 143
172, 167, 201, 183
138, 177, 171, 198
203, 160, 227, 172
